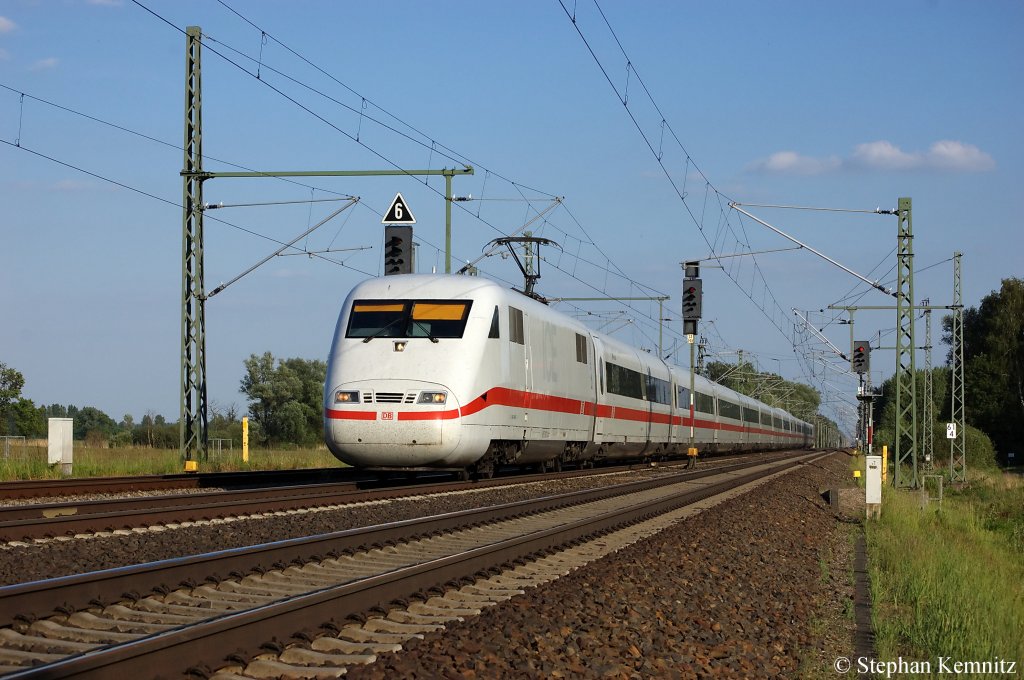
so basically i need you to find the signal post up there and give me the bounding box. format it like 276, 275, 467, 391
682, 262, 703, 468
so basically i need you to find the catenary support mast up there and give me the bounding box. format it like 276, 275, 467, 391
950, 252, 966, 482
180, 26, 207, 467
893, 198, 918, 488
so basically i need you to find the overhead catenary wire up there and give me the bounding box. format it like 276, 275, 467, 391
7, 5, 839, 412
558, 0, 881, 427
729, 202, 899, 215
183, 13, 653, 298
0, 137, 378, 277
7, 5, 683, 349
196, 1, 677, 307
174, 3, 681, 342
557, 1, 812, 359
206, 198, 359, 299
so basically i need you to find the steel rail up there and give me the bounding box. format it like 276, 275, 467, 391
0, 447, 791, 502
0, 451, 813, 628
0, 461, 679, 541
0, 451, 827, 678
0, 453, 775, 542
0, 467, 363, 501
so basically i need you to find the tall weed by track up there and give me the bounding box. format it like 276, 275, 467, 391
867, 469, 1024, 670
0, 445, 343, 480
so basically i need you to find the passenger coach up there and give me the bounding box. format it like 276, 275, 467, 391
324, 274, 812, 477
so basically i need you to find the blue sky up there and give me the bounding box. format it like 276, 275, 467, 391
2, 1, 1021, 433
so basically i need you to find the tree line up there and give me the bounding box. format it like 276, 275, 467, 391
0, 353, 324, 449
0, 372, 244, 448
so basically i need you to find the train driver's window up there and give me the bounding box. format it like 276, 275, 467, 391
410, 301, 472, 338
347, 302, 407, 338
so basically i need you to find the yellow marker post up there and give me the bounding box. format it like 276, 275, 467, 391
184, 459, 198, 473
882, 445, 888, 484
242, 417, 249, 463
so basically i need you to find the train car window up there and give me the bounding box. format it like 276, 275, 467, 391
773, 415, 782, 429
575, 333, 588, 364
676, 386, 691, 409
760, 410, 771, 425
719, 400, 742, 421
410, 301, 472, 338
509, 307, 525, 345
644, 374, 671, 405
743, 406, 759, 424
488, 306, 500, 339
694, 391, 715, 414
599, 359, 604, 393
346, 301, 408, 338
347, 300, 472, 339
606, 361, 644, 400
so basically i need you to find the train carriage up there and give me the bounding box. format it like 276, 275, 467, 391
324, 274, 813, 475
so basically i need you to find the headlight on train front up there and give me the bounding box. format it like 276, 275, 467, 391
334, 390, 360, 404
417, 391, 447, 405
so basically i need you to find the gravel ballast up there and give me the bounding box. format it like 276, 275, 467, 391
0, 466, 696, 585
341, 453, 856, 679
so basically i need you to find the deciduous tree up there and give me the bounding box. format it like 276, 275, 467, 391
240, 352, 326, 446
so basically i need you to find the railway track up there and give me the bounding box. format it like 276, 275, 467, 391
0, 452, 795, 544
0, 449, 826, 678
0, 468, 363, 501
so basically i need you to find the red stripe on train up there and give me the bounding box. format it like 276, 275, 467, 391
325, 387, 807, 438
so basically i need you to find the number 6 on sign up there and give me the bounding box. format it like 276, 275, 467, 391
382, 193, 417, 225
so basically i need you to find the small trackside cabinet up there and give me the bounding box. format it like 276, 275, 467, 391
48, 417, 74, 475
865, 455, 882, 505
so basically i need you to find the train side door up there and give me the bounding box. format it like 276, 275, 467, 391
644, 369, 655, 444
584, 334, 597, 442
592, 337, 608, 440
508, 306, 529, 428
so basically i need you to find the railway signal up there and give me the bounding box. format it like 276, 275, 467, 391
682, 279, 703, 329
852, 341, 870, 374
384, 225, 413, 275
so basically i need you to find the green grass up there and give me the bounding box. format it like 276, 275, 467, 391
867, 470, 1024, 673
0, 444, 344, 480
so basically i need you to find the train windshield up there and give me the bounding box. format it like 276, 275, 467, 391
346, 300, 473, 339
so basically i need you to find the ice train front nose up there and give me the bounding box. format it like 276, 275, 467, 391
324, 380, 464, 467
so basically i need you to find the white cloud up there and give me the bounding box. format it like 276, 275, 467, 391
748, 139, 994, 175
924, 140, 995, 172
0, 16, 16, 33
746, 151, 840, 176
30, 57, 59, 71
851, 140, 920, 170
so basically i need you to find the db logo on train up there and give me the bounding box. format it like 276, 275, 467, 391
380, 412, 395, 421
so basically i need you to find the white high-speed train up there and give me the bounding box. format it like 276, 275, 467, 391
323, 275, 813, 477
